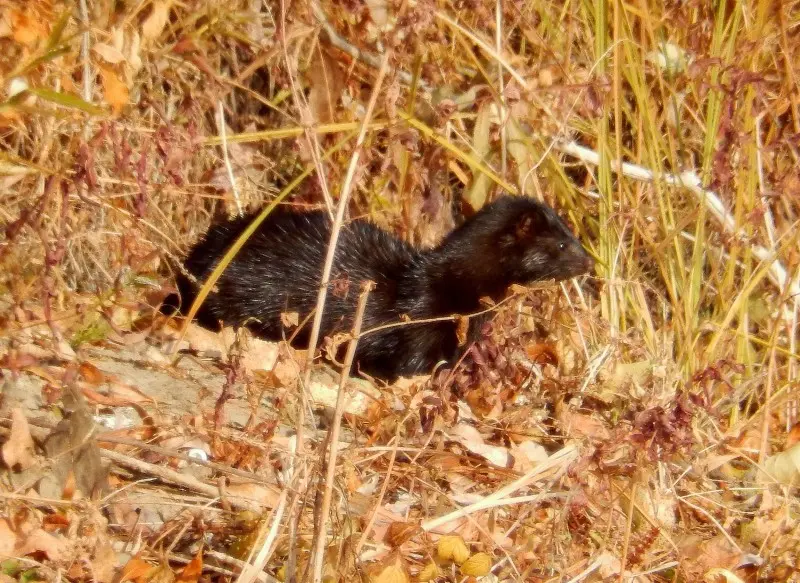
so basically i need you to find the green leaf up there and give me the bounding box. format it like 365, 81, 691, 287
28, 88, 105, 115
20, 45, 71, 74
46, 10, 72, 50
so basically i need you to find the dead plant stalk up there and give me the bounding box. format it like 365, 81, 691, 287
311, 281, 373, 583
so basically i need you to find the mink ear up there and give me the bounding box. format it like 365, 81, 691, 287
514, 211, 543, 240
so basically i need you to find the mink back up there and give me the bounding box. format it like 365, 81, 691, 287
172, 208, 465, 379
169, 196, 593, 380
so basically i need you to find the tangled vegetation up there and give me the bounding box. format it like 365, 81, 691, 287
1, 0, 799, 581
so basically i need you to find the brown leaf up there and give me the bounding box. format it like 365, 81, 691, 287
176, 547, 203, 583
455, 315, 469, 346
100, 65, 129, 115
119, 556, 157, 582
16, 528, 67, 560
1, 408, 35, 471
384, 521, 420, 548
92, 542, 118, 583
525, 343, 559, 367
43, 402, 108, 499
0, 519, 16, 556
786, 422, 800, 449
306, 49, 343, 124
280, 310, 299, 328
141, 0, 172, 44
79, 361, 106, 385
678, 535, 743, 582
93, 42, 126, 64
558, 410, 611, 441
9, 9, 48, 46
225, 481, 281, 509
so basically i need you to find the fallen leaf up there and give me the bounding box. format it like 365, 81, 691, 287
384, 521, 419, 548
225, 481, 281, 509
119, 556, 157, 582
762, 442, 800, 486
678, 535, 743, 582
372, 561, 409, 583
176, 547, 203, 582
306, 48, 343, 124
42, 400, 108, 499
92, 542, 118, 583
417, 562, 440, 582
365, 0, 388, 26
16, 528, 67, 560
93, 42, 127, 64
525, 343, 559, 366
1, 408, 36, 471
703, 568, 745, 583
0, 519, 16, 556
448, 424, 512, 468
79, 361, 106, 385
558, 410, 611, 441
99, 65, 129, 115
141, 0, 172, 44
9, 9, 48, 46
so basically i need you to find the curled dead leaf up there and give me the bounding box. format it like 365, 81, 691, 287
2, 408, 35, 471
176, 547, 203, 583
525, 342, 559, 366
16, 528, 68, 561
384, 521, 420, 548
762, 442, 800, 486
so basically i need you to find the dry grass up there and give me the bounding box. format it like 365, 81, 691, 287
2, 0, 800, 581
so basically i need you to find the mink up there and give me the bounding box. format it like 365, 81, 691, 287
164, 195, 593, 381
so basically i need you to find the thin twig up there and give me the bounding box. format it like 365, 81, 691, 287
97, 435, 273, 484
421, 444, 578, 533
216, 100, 243, 216
300, 50, 391, 392
311, 282, 373, 583
99, 448, 279, 512
78, 0, 92, 142
281, 0, 335, 216
353, 424, 402, 557
235, 487, 290, 583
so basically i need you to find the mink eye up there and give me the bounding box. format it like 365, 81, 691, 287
558, 242, 567, 251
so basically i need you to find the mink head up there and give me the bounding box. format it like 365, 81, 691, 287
434, 195, 593, 290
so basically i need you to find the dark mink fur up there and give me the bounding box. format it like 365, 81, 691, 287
165, 195, 593, 381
